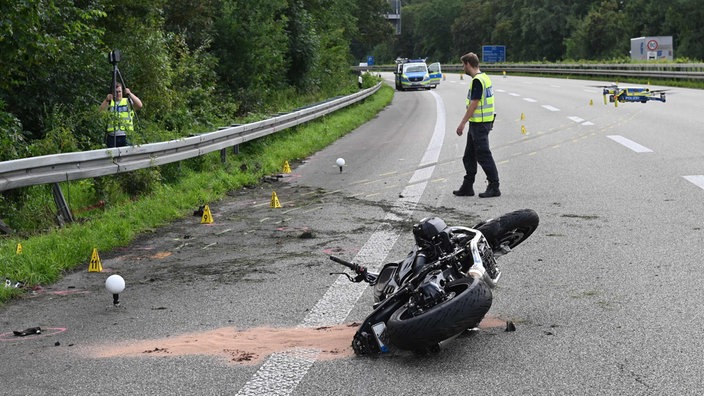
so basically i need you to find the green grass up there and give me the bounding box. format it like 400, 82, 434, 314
0, 84, 394, 304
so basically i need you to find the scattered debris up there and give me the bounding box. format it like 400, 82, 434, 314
13, 327, 41, 337
143, 347, 169, 354
299, 231, 314, 239
3, 278, 24, 288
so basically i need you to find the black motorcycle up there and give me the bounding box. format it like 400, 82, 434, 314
330, 209, 539, 355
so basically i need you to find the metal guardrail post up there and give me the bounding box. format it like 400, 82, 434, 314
51, 182, 74, 225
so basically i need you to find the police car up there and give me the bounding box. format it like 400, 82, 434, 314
394, 58, 442, 91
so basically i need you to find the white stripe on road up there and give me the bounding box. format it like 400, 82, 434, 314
236, 91, 446, 396
523, 98, 537, 102
607, 135, 653, 153
683, 175, 704, 190
542, 105, 560, 111
567, 116, 593, 126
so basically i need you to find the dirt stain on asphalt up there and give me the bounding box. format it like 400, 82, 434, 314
86, 316, 507, 365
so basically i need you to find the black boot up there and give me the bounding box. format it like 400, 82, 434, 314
453, 184, 474, 196
478, 181, 501, 198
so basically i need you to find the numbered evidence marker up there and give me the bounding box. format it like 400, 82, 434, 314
201, 205, 214, 224
88, 248, 103, 272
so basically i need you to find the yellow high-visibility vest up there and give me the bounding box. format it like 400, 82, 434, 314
466, 73, 495, 123
106, 98, 134, 132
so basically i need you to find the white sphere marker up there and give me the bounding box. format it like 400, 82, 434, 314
336, 158, 345, 173
105, 274, 125, 305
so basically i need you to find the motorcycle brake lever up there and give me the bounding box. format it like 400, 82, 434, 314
330, 272, 364, 283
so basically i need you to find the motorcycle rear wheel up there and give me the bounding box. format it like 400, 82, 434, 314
475, 208, 539, 254
386, 277, 492, 351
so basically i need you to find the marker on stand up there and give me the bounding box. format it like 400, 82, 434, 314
336, 158, 346, 173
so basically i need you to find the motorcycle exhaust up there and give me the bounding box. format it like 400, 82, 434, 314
468, 264, 500, 288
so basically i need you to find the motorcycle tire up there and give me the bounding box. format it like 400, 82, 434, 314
385, 277, 492, 351
474, 208, 539, 254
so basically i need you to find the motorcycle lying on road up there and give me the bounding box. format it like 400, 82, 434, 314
330, 209, 539, 355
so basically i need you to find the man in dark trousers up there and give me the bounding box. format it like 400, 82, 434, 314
453, 52, 500, 198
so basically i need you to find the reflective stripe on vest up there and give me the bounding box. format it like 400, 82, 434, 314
465, 73, 495, 123
106, 98, 134, 132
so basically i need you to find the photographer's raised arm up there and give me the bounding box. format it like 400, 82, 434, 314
99, 93, 113, 111
124, 88, 142, 110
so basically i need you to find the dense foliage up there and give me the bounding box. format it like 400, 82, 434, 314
373, 0, 704, 64
0, 0, 392, 155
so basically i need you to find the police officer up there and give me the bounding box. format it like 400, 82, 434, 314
99, 82, 142, 147
453, 52, 500, 198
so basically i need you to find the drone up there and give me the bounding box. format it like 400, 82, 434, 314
595, 83, 667, 106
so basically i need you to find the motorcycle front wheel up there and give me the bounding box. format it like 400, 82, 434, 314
474, 208, 539, 254
386, 277, 492, 351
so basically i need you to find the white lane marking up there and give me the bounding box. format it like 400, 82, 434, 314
542, 105, 560, 111
683, 175, 704, 190
523, 98, 537, 102
568, 116, 585, 123
236, 91, 447, 396
582, 121, 594, 126
606, 135, 653, 153
509, 92, 520, 97
419, 93, 447, 168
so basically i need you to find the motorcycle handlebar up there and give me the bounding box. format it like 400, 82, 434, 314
329, 255, 364, 273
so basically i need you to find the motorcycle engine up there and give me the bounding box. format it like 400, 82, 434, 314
413, 270, 450, 311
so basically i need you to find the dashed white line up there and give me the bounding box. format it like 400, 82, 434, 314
607, 135, 653, 153
523, 98, 537, 102
542, 105, 560, 112
683, 175, 704, 190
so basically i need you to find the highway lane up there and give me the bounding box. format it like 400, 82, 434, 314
2, 73, 703, 395
288, 73, 704, 394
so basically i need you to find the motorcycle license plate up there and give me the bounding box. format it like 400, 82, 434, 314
371, 322, 390, 353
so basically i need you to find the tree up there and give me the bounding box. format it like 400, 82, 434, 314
565, 0, 630, 60
349, 0, 395, 62
0, 0, 107, 138
664, 0, 704, 60
211, 0, 289, 112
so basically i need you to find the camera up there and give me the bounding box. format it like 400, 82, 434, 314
108, 49, 121, 65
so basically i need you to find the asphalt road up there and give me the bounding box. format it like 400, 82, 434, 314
2, 73, 704, 395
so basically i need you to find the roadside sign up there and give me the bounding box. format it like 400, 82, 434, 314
482, 45, 506, 63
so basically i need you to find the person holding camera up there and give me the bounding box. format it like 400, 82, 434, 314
99, 82, 142, 147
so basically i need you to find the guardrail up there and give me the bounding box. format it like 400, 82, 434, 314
355, 62, 704, 80
0, 83, 381, 193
